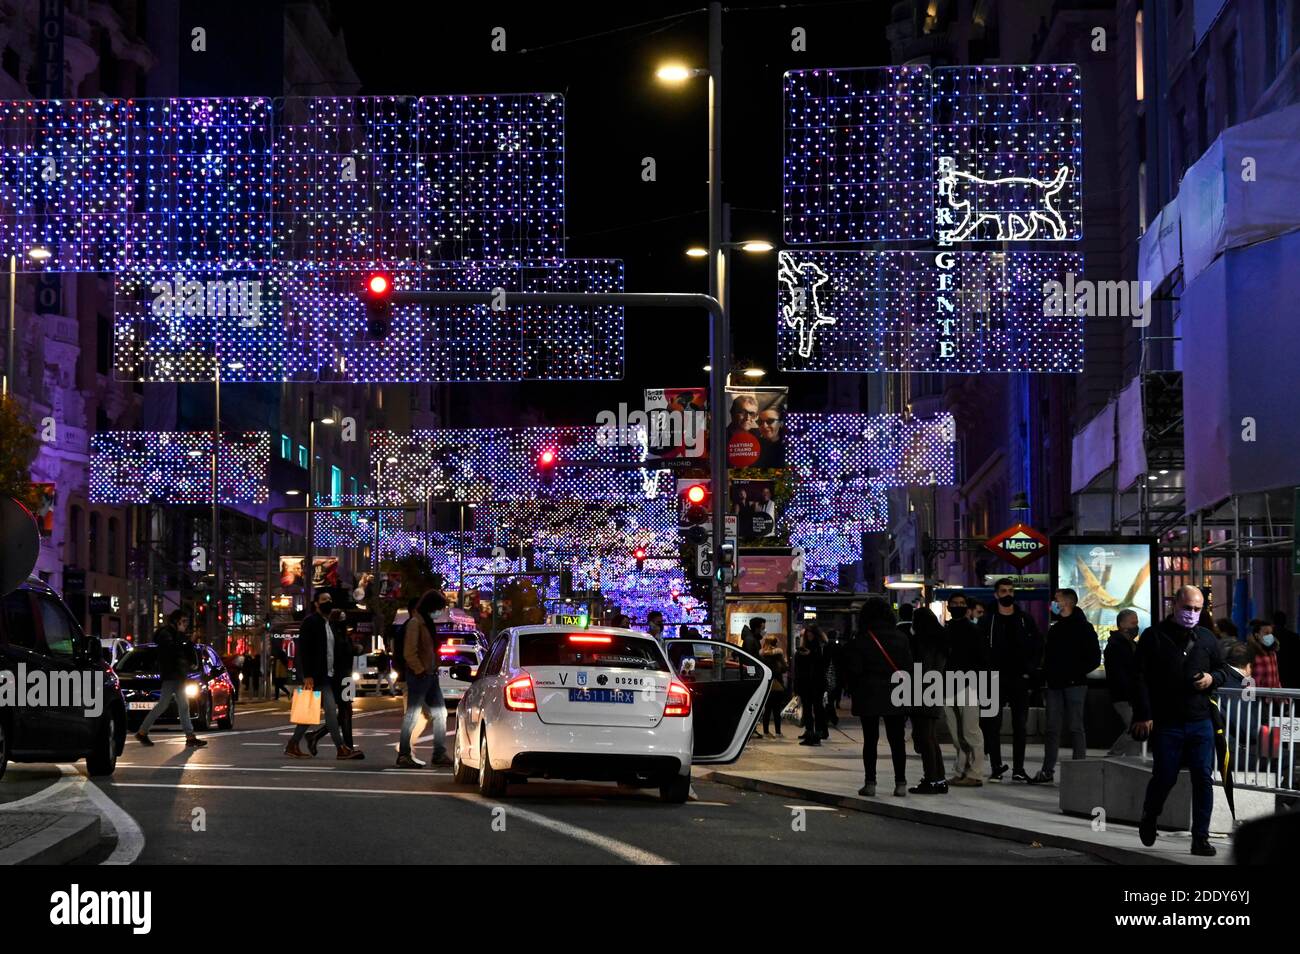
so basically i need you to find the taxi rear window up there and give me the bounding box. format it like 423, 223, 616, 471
518, 633, 667, 671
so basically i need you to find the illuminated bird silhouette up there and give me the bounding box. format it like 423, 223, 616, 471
1074, 554, 1150, 625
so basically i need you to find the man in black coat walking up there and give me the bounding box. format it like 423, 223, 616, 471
135, 609, 206, 748
1104, 609, 1142, 756
979, 578, 1043, 782
286, 591, 363, 760
1131, 585, 1227, 857
1030, 588, 1100, 783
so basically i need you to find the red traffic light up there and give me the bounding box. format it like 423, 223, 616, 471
633, 546, 647, 562
685, 484, 707, 505
366, 272, 392, 297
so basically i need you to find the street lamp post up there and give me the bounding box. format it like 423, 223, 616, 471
212, 360, 223, 648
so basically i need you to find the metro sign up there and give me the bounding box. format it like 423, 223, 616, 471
984, 523, 1050, 569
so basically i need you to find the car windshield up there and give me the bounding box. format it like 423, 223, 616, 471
365, 654, 389, 667
116, 645, 199, 674
518, 633, 667, 671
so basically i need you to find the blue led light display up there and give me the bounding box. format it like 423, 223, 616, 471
0, 94, 565, 271
783, 66, 932, 244
113, 260, 624, 383
777, 249, 1083, 373
88, 431, 270, 504
782, 64, 1081, 245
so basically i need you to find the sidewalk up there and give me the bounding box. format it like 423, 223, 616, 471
706, 715, 1233, 865
0, 810, 99, 865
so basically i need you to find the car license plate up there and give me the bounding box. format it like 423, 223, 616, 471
128, 701, 154, 710
568, 688, 634, 704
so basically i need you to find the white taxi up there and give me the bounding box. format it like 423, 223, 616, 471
451, 625, 770, 803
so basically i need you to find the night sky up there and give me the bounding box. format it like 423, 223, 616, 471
334, 1, 892, 423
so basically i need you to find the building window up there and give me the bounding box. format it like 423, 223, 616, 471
89, 513, 100, 572
1135, 11, 1144, 102
330, 466, 343, 504
107, 517, 119, 576
1196, 77, 1209, 153
280, 434, 291, 459
298, 444, 308, 469
96, 314, 111, 374
1223, 33, 1241, 125
68, 505, 83, 566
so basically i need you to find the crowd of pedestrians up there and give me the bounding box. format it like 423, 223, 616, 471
750, 579, 1293, 857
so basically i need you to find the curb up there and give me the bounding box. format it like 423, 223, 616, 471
706, 771, 1187, 866
0, 811, 100, 865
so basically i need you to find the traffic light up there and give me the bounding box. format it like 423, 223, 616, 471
537, 447, 557, 488
715, 541, 735, 585
363, 271, 394, 338
679, 479, 711, 544
633, 545, 647, 570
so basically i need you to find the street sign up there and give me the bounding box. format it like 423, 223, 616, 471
696, 544, 713, 579
984, 523, 1050, 569
982, 573, 1049, 586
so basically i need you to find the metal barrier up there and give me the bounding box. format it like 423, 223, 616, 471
1214, 688, 1299, 793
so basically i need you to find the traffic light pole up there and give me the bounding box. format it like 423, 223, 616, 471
387, 289, 728, 631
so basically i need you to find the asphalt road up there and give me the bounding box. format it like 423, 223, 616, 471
0, 696, 1106, 865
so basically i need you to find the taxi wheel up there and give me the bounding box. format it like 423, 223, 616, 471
659, 772, 691, 804
452, 730, 478, 785
478, 730, 507, 799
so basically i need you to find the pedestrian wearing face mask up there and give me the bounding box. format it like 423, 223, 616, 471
1131, 585, 1227, 857
1248, 619, 1281, 689
978, 578, 1043, 782
1104, 609, 1143, 757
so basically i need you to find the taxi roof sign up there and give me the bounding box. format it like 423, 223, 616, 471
983, 523, 1050, 569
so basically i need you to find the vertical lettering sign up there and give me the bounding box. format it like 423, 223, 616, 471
34, 0, 63, 313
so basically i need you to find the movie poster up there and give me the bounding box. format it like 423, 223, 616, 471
1053, 537, 1157, 640
724, 386, 787, 469
642, 387, 708, 460
729, 478, 777, 539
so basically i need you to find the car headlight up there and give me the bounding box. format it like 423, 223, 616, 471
184, 683, 199, 698
352, 671, 361, 681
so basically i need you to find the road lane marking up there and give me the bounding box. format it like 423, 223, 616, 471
447, 794, 676, 865
0, 764, 144, 864
105, 781, 674, 864
111, 782, 462, 797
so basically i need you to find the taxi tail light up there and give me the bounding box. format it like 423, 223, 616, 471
663, 680, 691, 717
504, 674, 537, 712
568, 634, 611, 644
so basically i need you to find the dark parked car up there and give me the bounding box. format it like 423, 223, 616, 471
117, 641, 236, 731
0, 578, 126, 780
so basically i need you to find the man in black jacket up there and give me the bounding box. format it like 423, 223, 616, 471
307, 608, 360, 753
1104, 609, 1142, 756
941, 592, 987, 788
1030, 588, 1100, 783
135, 610, 206, 748
979, 578, 1043, 781
1131, 585, 1226, 857
286, 591, 363, 760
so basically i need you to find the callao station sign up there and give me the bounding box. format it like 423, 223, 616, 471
984, 523, 1050, 569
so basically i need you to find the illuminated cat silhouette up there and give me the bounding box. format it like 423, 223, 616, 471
939, 164, 1072, 242
778, 251, 834, 358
